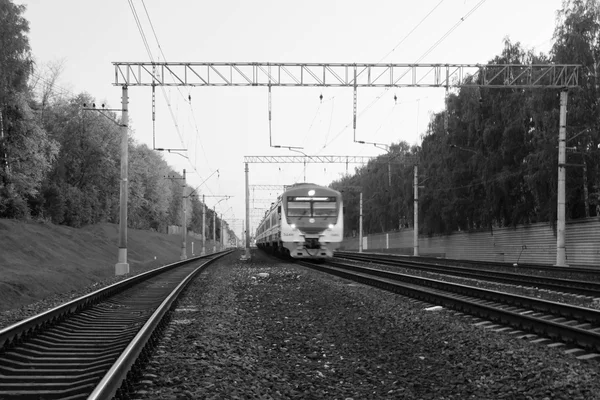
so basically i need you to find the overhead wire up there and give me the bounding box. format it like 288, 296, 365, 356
376, 0, 447, 64
319, 0, 446, 153
297, 2, 448, 158
129, 1, 187, 152
132, 0, 219, 199
323, 97, 335, 148
140, 0, 216, 179
301, 97, 326, 149
415, 0, 488, 63
320, 0, 488, 153
128, 0, 222, 209
127, 0, 154, 62
30, 71, 75, 99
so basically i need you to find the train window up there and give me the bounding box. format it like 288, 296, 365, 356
313, 202, 337, 217
287, 201, 311, 217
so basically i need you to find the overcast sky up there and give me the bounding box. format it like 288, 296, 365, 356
21, 0, 564, 237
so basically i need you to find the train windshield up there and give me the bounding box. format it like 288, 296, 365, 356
287, 201, 311, 217
313, 201, 337, 217
286, 196, 338, 218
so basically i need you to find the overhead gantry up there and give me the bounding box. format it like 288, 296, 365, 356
113, 61, 580, 267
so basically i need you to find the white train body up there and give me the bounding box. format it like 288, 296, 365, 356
255, 183, 343, 258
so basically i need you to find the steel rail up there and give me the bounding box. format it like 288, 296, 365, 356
0, 252, 222, 350
89, 250, 233, 399
0, 250, 232, 399
334, 253, 600, 297
325, 260, 600, 324
298, 260, 600, 352
336, 250, 600, 276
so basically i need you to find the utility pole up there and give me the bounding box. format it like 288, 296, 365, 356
115, 86, 129, 275
556, 90, 568, 266
164, 169, 187, 260
82, 100, 130, 275
213, 207, 216, 253
202, 194, 206, 255
413, 165, 419, 256
359, 192, 363, 253
181, 169, 187, 260
244, 162, 251, 260
202, 195, 231, 253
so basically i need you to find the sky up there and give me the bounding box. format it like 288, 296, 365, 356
21, 0, 565, 239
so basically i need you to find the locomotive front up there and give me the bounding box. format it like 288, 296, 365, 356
280, 183, 343, 258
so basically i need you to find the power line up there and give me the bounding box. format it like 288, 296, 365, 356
377, 0, 447, 63
128, 0, 186, 150
127, 0, 154, 62
416, 0, 488, 63
129, 0, 219, 201
140, 0, 165, 60
321, 0, 489, 152
29, 71, 75, 99
139, 0, 217, 184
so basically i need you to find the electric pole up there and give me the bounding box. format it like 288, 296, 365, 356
202, 194, 206, 255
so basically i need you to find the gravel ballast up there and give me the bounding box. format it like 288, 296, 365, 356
134, 250, 600, 400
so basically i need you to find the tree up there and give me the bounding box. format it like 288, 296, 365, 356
0, 1, 59, 218
552, 0, 600, 218
38, 94, 120, 225
128, 144, 172, 230
0, 0, 31, 103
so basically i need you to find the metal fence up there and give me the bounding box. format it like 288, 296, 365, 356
340, 218, 600, 267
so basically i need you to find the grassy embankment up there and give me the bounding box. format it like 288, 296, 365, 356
0, 219, 213, 312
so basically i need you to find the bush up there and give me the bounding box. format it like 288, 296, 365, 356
42, 183, 65, 224
0, 185, 30, 219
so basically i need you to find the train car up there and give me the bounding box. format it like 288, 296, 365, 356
255, 183, 343, 258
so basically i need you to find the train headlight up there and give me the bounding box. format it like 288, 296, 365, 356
291, 224, 296, 230
328, 224, 334, 229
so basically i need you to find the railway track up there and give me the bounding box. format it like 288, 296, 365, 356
336, 251, 600, 277
300, 259, 600, 356
0, 250, 233, 400
334, 251, 600, 298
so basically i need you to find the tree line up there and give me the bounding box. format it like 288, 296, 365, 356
0, 0, 234, 242
331, 0, 600, 237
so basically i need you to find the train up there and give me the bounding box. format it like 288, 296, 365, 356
255, 183, 343, 258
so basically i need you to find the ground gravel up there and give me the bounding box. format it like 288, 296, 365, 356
133, 250, 600, 400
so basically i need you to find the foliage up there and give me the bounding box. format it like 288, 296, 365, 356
0, 0, 229, 237
2, 0, 599, 245
0, 1, 59, 218
331, 1, 600, 236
